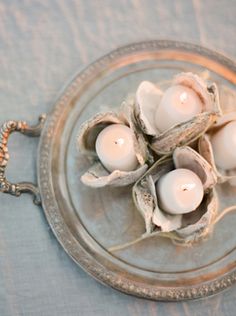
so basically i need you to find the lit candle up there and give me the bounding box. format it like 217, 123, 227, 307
95, 124, 138, 172
155, 85, 202, 132
156, 168, 204, 215
211, 121, 236, 170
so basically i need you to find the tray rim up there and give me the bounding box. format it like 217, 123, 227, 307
37, 40, 236, 301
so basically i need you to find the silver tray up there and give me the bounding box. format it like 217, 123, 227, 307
1, 40, 236, 301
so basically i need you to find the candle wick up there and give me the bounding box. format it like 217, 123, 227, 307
115, 138, 124, 146
181, 183, 196, 191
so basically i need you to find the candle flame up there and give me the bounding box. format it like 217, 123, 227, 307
180, 92, 188, 103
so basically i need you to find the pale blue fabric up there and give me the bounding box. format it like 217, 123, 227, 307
0, 1, 235, 315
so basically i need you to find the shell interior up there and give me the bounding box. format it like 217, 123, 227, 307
135, 81, 163, 136
173, 146, 217, 190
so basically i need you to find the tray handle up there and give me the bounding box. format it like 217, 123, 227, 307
0, 114, 46, 205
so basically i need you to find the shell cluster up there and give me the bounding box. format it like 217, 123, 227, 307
77, 72, 235, 246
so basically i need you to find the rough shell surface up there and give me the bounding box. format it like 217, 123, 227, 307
119, 98, 153, 165
133, 157, 175, 234
81, 162, 148, 188
132, 147, 218, 243
77, 110, 150, 187
151, 112, 218, 155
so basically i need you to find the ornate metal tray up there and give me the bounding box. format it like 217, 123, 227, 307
1, 41, 236, 301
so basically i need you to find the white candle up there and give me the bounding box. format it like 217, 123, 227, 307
95, 124, 138, 172
211, 121, 236, 170
155, 85, 202, 132
156, 168, 204, 215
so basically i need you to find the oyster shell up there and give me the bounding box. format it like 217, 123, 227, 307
135, 81, 163, 136
132, 146, 218, 244
77, 110, 151, 188
173, 146, 217, 191
134, 72, 222, 155
218, 84, 236, 113
198, 112, 236, 186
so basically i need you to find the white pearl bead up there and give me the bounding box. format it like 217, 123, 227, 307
156, 168, 204, 215
95, 124, 138, 172
155, 85, 202, 132
211, 121, 236, 170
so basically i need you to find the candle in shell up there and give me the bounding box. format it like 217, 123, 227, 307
211, 121, 236, 170
156, 168, 204, 215
155, 85, 203, 132
95, 124, 139, 172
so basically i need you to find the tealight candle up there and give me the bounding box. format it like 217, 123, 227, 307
211, 121, 236, 170
156, 168, 204, 215
155, 85, 202, 132
95, 124, 138, 172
